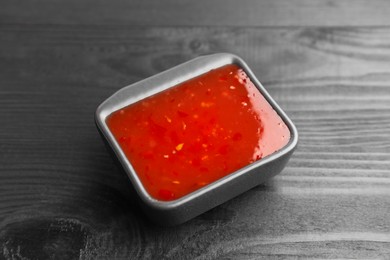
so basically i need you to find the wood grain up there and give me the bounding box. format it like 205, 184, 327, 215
2, 0, 390, 27
0, 0, 390, 27
1, 23, 390, 260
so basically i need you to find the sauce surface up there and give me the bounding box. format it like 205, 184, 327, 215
107, 64, 290, 201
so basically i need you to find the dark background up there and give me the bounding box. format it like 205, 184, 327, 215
1, 1, 390, 259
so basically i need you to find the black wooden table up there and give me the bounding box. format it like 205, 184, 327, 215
1, 1, 390, 259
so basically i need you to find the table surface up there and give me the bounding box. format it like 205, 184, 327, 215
1, 1, 390, 259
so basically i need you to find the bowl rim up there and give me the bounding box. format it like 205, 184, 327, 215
95, 53, 298, 210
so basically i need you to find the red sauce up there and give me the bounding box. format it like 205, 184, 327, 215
107, 64, 290, 201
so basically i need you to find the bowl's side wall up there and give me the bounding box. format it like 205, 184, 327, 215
141, 147, 296, 226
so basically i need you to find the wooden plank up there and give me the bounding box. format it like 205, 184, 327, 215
2, 0, 390, 27
1, 25, 390, 259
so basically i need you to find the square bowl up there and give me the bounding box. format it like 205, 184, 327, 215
95, 53, 298, 226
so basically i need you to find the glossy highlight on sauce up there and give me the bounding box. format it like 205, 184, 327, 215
107, 64, 290, 201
